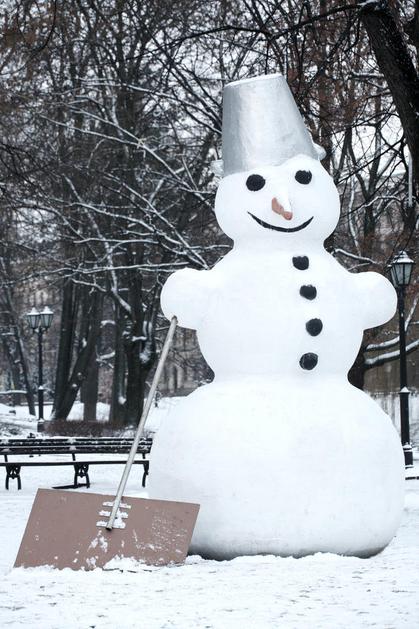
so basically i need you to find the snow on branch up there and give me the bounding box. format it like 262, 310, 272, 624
365, 338, 419, 368
366, 295, 419, 352
333, 248, 376, 265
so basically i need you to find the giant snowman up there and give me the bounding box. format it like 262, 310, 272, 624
148, 74, 405, 559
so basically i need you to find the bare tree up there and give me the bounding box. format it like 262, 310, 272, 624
1, 0, 417, 427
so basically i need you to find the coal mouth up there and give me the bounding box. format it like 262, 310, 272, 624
248, 212, 314, 233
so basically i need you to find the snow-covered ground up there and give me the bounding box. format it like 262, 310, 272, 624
2, 391, 418, 441
0, 397, 180, 438
1, 402, 419, 628
0, 459, 418, 627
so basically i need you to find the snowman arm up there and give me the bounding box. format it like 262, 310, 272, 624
160, 268, 214, 330
354, 271, 397, 329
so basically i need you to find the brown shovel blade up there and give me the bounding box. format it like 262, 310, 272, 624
14, 489, 200, 570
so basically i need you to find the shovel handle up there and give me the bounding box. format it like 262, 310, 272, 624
106, 316, 177, 530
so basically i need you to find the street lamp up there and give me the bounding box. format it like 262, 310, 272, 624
389, 251, 414, 468
26, 307, 54, 432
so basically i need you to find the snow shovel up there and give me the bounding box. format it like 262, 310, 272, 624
14, 316, 200, 570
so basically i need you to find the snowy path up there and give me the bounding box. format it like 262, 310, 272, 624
0, 463, 418, 628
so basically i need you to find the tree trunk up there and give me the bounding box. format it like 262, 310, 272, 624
109, 307, 127, 426
359, 0, 419, 222
51, 289, 102, 421
1, 337, 23, 405
348, 344, 367, 390
51, 280, 79, 419
81, 304, 102, 422
0, 286, 36, 415
124, 338, 145, 426
81, 359, 99, 422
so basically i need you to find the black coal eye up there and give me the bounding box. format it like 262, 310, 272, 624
295, 170, 312, 185
246, 174, 265, 191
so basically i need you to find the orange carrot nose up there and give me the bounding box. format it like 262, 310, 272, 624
272, 197, 293, 220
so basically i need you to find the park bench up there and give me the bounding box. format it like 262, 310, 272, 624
0, 436, 152, 490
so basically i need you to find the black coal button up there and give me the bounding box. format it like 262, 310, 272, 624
293, 256, 309, 270
300, 285, 317, 300
306, 318, 323, 336
299, 353, 318, 370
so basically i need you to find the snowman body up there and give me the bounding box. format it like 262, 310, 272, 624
149, 378, 403, 559
148, 129, 404, 558
196, 247, 379, 379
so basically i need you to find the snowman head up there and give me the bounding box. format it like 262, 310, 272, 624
215, 74, 340, 249
214, 154, 340, 249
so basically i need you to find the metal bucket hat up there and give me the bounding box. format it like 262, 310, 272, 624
213, 74, 324, 177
